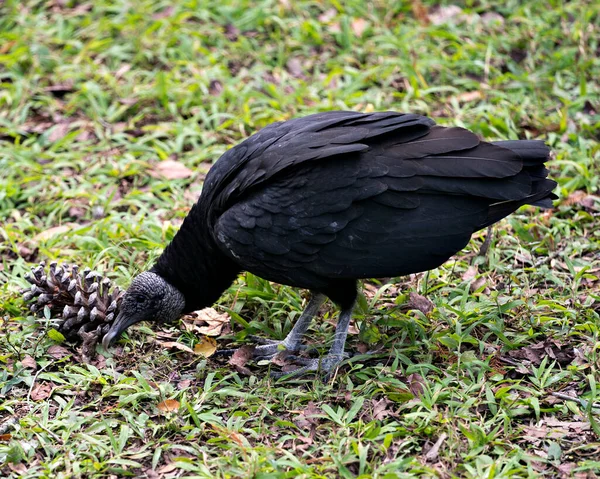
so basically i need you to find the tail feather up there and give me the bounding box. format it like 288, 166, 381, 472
480, 140, 557, 228
491, 140, 549, 165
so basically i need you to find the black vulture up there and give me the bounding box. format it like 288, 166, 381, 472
101, 111, 556, 375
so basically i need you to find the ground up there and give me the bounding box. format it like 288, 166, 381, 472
1, 1, 599, 477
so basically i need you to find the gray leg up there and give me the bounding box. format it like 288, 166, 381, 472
217, 293, 326, 359
272, 301, 355, 378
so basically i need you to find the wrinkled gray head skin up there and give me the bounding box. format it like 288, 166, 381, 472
102, 272, 185, 349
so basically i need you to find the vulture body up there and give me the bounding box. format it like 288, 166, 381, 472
102, 111, 556, 375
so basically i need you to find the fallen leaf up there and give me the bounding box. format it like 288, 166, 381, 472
411, 0, 430, 25
157, 399, 180, 412
403, 292, 434, 315
224, 24, 240, 41
31, 382, 53, 401
115, 64, 131, 78
177, 379, 192, 389
286, 57, 304, 78
183, 308, 230, 336
508, 339, 575, 367
8, 463, 27, 474
194, 336, 217, 357
91, 353, 106, 369
462, 265, 478, 281
564, 191, 600, 211
294, 401, 323, 428
351, 18, 367, 36
33, 224, 74, 242
47, 345, 70, 359
371, 397, 393, 420
557, 463, 577, 477
347, 321, 360, 335
143, 469, 161, 479
407, 373, 426, 398
157, 463, 180, 474
157, 341, 194, 354
21, 355, 37, 370
229, 345, 255, 375
48, 123, 71, 142
481, 12, 504, 26
470, 276, 488, 293
428, 5, 471, 25
209, 79, 223, 96
44, 82, 75, 96
150, 160, 193, 180
318, 9, 337, 23
152, 6, 174, 19
119, 97, 137, 106
455, 91, 482, 103
271, 350, 294, 368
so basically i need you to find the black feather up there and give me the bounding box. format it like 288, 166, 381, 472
151, 111, 556, 312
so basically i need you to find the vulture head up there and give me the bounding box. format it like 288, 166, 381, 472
101, 272, 185, 349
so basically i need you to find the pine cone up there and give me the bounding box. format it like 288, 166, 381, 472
22, 261, 123, 359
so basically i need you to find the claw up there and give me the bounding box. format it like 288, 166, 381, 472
271, 353, 346, 379
216, 339, 306, 360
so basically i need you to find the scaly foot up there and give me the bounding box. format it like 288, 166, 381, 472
271, 352, 348, 378
216, 335, 306, 360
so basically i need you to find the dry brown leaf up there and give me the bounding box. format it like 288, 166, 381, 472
157, 463, 180, 474
403, 292, 434, 315
411, 0, 430, 25
192, 308, 230, 336
564, 191, 600, 211
157, 341, 194, 354
194, 336, 217, 357
33, 224, 74, 242
407, 373, 426, 398
294, 401, 323, 428
371, 397, 393, 420
152, 6, 174, 19
157, 399, 180, 412
229, 345, 255, 375
428, 5, 470, 25
318, 8, 337, 23
177, 379, 192, 389
462, 265, 478, 281
286, 58, 304, 78
209, 80, 223, 96
508, 339, 574, 367
7, 463, 27, 474
182, 308, 229, 336
21, 355, 37, 370
151, 160, 193, 180
470, 276, 487, 293
522, 419, 590, 441
47, 345, 70, 359
481, 12, 505, 26
48, 123, 71, 142
31, 382, 53, 401
351, 18, 367, 36
44, 82, 75, 95
455, 91, 482, 103
115, 64, 131, 78
347, 321, 359, 335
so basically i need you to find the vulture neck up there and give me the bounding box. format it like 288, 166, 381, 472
151, 204, 241, 313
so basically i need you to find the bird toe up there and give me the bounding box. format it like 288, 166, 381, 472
271, 353, 346, 379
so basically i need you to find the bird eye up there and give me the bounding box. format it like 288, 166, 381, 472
133, 294, 146, 303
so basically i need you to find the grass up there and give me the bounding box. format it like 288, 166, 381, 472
1, 0, 599, 477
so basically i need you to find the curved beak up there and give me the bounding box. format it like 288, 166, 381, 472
101, 311, 142, 350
